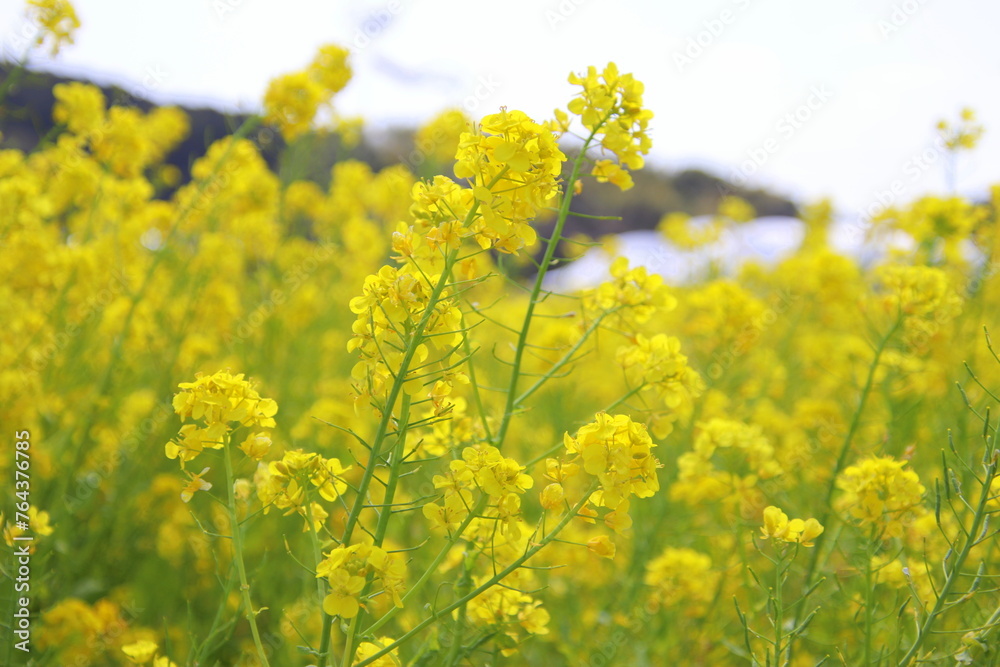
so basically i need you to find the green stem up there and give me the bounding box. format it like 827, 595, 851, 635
461, 317, 493, 443
897, 452, 998, 665
443, 556, 473, 667
793, 316, 902, 627
305, 497, 333, 667
338, 166, 506, 549
864, 531, 876, 666
512, 309, 611, 409
340, 615, 359, 667
492, 122, 607, 451
341, 396, 411, 661
223, 435, 271, 667
339, 250, 458, 548
354, 485, 597, 667
361, 496, 487, 638
774, 552, 784, 663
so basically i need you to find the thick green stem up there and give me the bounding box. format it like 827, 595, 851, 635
339, 251, 458, 548
339, 166, 507, 549
341, 396, 411, 660
223, 436, 271, 667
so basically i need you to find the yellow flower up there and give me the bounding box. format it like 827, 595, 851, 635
172, 370, 278, 430
27, 0, 80, 55
239, 432, 272, 461
263, 44, 353, 140
587, 535, 616, 559
323, 568, 366, 618
121, 639, 158, 664
591, 159, 634, 191
354, 636, 401, 666
180, 467, 212, 503
52, 82, 105, 136
760, 506, 824, 546
567, 62, 653, 183
415, 108, 470, 163
658, 211, 723, 249
264, 71, 326, 141
2, 506, 54, 548
317, 543, 407, 617
644, 547, 717, 615
717, 196, 756, 223
454, 108, 566, 254
539, 483, 565, 510
308, 44, 352, 94
836, 456, 926, 539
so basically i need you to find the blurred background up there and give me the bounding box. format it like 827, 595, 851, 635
1, 0, 997, 217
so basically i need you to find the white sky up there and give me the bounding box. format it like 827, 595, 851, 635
2, 0, 998, 215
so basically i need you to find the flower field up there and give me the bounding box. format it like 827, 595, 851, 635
4, 2, 1000, 665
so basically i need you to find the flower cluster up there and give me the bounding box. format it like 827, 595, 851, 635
166, 370, 278, 466
566, 62, 653, 190
2, 506, 54, 553
759, 505, 824, 547
873, 265, 963, 351
584, 257, 676, 327
423, 444, 534, 538
52, 81, 105, 135
27, 0, 80, 55
937, 107, 984, 152
255, 449, 351, 531
466, 575, 551, 654
658, 211, 724, 249
454, 108, 566, 253
672, 418, 782, 511
615, 333, 704, 437
415, 109, 472, 165
556, 413, 661, 535
836, 455, 926, 539
263, 44, 353, 140
347, 265, 465, 413
121, 639, 178, 666
644, 547, 718, 615
316, 542, 406, 619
